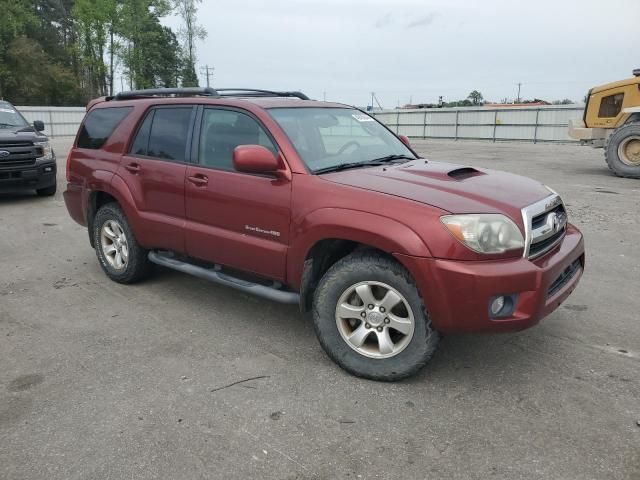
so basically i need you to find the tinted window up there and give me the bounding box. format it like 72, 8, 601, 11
129, 111, 154, 156
142, 107, 193, 161
77, 107, 132, 149
598, 93, 624, 118
199, 109, 277, 171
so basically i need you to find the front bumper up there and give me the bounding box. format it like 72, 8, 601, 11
396, 224, 585, 334
0, 161, 57, 191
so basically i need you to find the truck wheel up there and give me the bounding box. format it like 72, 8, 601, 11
93, 203, 152, 284
312, 251, 440, 381
36, 184, 57, 197
605, 122, 640, 178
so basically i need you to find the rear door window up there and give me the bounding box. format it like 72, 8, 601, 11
77, 107, 133, 149
129, 107, 193, 162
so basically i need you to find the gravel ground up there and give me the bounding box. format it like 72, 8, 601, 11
0, 137, 638, 480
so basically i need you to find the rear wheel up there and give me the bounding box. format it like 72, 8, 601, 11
93, 203, 152, 283
312, 251, 440, 381
605, 122, 640, 178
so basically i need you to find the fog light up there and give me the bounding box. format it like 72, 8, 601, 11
490, 296, 505, 316
44, 166, 53, 172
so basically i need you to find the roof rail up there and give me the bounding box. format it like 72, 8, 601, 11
216, 89, 310, 100
112, 87, 219, 100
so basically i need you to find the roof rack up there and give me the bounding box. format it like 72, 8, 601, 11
110, 87, 310, 101
112, 87, 219, 100
216, 89, 310, 100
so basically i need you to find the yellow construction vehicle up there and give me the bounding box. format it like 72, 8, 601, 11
569, 69, 640, 178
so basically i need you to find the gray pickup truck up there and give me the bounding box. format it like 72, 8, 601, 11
0, 100, 57, 196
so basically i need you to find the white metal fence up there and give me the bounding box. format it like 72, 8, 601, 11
16, 106, 85, 138
15, 104, 585, 143
372, 105, 584, 143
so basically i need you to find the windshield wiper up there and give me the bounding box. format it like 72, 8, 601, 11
370, 154, 416, 163
314, 154, 417, 175
0, 123, 19, 128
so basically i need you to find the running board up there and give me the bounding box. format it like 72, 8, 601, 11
148, 251, 300, 305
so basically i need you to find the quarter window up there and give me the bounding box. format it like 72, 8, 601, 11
77, 107, 132, 149
598, 93, 624, 118
199, 109, 277, 171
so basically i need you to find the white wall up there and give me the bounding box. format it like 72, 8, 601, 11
372, 105, 584, 143
17, 106, 86, 138
15, 104, 585, 143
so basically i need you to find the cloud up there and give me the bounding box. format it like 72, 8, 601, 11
406, 12, 438, 28
374, 12, 394, 28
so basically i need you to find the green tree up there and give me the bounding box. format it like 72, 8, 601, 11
0, 0, 36, 99
173, 0, 206, 87
467, 90, 484, 106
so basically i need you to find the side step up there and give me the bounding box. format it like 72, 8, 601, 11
148, 251, 300, 305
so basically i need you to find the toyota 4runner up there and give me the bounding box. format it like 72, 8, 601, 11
64, 88, 585, 381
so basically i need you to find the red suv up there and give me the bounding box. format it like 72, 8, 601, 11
64, 88, 585, 380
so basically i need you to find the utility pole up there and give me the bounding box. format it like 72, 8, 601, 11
516, 82, 522, 103
200, 65, 214, 88
323, 91, 326, 101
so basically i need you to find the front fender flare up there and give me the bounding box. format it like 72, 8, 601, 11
287, 208, 432, 289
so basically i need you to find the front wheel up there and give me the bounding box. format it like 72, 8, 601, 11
605, 122, 640, 178
36, 184, 57, 197
312, 251, 440, 381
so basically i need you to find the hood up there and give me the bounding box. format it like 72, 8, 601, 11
0, 127, 45, 142
322, 160, 551, 219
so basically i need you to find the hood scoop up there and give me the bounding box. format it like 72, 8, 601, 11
398, 162, 486, 181
447, 167, 485, 180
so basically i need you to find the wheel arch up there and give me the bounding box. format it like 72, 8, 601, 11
291, 208, 433, 312
86, 175, 142, 248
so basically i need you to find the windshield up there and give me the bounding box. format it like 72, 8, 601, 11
269, 107, 416, 173
0, 104, 28, 129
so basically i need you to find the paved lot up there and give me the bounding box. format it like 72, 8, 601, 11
1, 138, 639, 480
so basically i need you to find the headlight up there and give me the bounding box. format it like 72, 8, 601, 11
34, 141, 53, 159
440, 214, 525, 254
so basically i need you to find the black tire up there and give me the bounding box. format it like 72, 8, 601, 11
93, 202, 152, 284
36, 184, 57, 197
605, 122, 640, 178
312, 251, 440, 381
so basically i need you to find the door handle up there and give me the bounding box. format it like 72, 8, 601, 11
125, 162, 141, 174
187, 174, 208, 186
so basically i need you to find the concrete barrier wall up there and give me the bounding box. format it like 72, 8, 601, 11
372, 105, 584, 143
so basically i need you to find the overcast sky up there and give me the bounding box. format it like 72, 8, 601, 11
164, 0, 640, 107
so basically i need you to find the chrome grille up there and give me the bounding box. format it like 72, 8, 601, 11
521, 194, 567, 259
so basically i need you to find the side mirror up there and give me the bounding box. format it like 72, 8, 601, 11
33, 120, 45, 132
399, 135, 411, 147
233, 145, 280, 175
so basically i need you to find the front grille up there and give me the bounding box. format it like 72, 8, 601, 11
0, 140, 40, 169
532, 204, 565, 230
529, 227, 566, 257
522, 194, 568, 260
547, 258, 582, 297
